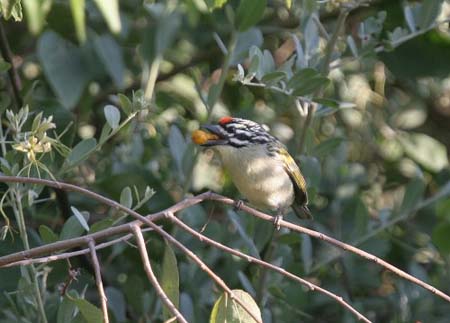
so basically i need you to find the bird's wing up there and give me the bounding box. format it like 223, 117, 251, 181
279, 148, 312, 219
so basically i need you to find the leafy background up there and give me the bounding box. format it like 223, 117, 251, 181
1, 0, 450, 322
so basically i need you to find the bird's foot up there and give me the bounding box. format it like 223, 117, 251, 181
233, 199, 245, 211
273, 214, 283, 230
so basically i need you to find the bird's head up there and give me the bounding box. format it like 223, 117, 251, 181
192, 117, 275, 148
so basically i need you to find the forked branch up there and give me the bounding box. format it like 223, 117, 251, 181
0, 175, 449, 322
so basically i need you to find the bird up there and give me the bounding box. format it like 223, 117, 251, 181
192, 116, 312, 227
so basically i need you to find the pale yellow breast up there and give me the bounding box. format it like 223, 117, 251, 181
214, 145, 294, 212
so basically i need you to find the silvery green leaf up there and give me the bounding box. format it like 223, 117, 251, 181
104, 105, 121, 130
346, 35, 358, 57
403, 5, 416, 32
71, 206, 90, 231
120, 186, 133, 209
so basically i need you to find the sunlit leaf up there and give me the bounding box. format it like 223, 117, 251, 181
210, 289, 261, 323
0, 0, 23, 21
71, 206, 90, 231
22, 0, 51, 33
92, 0, 121, 34
205, 0, 228, 10
120, 186, 133, 209
399, 132, 449, 172
235, 0, 267, 32
104, 105, 121, 130
70, 0, 86, 43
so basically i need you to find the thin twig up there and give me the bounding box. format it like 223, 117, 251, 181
1, 176, 449, 306
131, 224, 187, 323
329, 17, 450, 70
0, 176, 261, 323
0, 189, 211, 267
3, 228, 156, 268
88, 240, 109, 323
168, 213, 371, 323
206, 193, 450, 304
0, 19, 22, 109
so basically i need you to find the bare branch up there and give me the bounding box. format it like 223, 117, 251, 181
88, 240, 109, 323
206, 193, 450, 304
0, 176, 261, 322
3, 228, 156, 268
131, 224, 187, 323
168, 213, 372, 323
0, 175, 449, 312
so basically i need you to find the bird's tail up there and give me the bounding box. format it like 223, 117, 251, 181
292, 203, 313, 219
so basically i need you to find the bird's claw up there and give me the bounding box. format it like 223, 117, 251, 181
233, 199, 245, 211
273, 215, 283, 230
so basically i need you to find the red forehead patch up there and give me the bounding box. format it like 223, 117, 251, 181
218, 116, 233, 125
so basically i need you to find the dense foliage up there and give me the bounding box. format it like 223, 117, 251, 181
1, 0, 450, 322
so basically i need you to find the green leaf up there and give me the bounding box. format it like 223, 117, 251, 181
207, 83, 221, 108
60, 213, 89, 240
57, 296, 77, 323
419, 0, 442, 29
227, 210, 260, 258
210, 289, 261, 323
205, 0, 228, 10
118, 93, 132, 115
71, 206, 90, 231
105, 287, 126, 322
22, 0, 51, 33
278, 233, 301, 245
161, 241, 180, 321
399, 177, 425, 213
90, 218, 114, 233
313, 98, 339, 109
37, 31, 90, 109
92, 0, 121, 34
261, 71, 286, 85
168, 125, 186, 178
292, 76, 329, 96
66, 138, 97, 167
39, 225, 58, 244
70, 0, 86, 43
93, 35, 125, 88
104, 105, 121, 130
288, 68, 330, 96
0, 60, 11, 72
312, 138, 344, 159
301, 235, 313, 273
0, 0, 22, 21
72, 298, 103, 323
120, 186, 133, 209
433, 222, 450, 255
398, 133, 449, 172
236, 0, 267, 32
